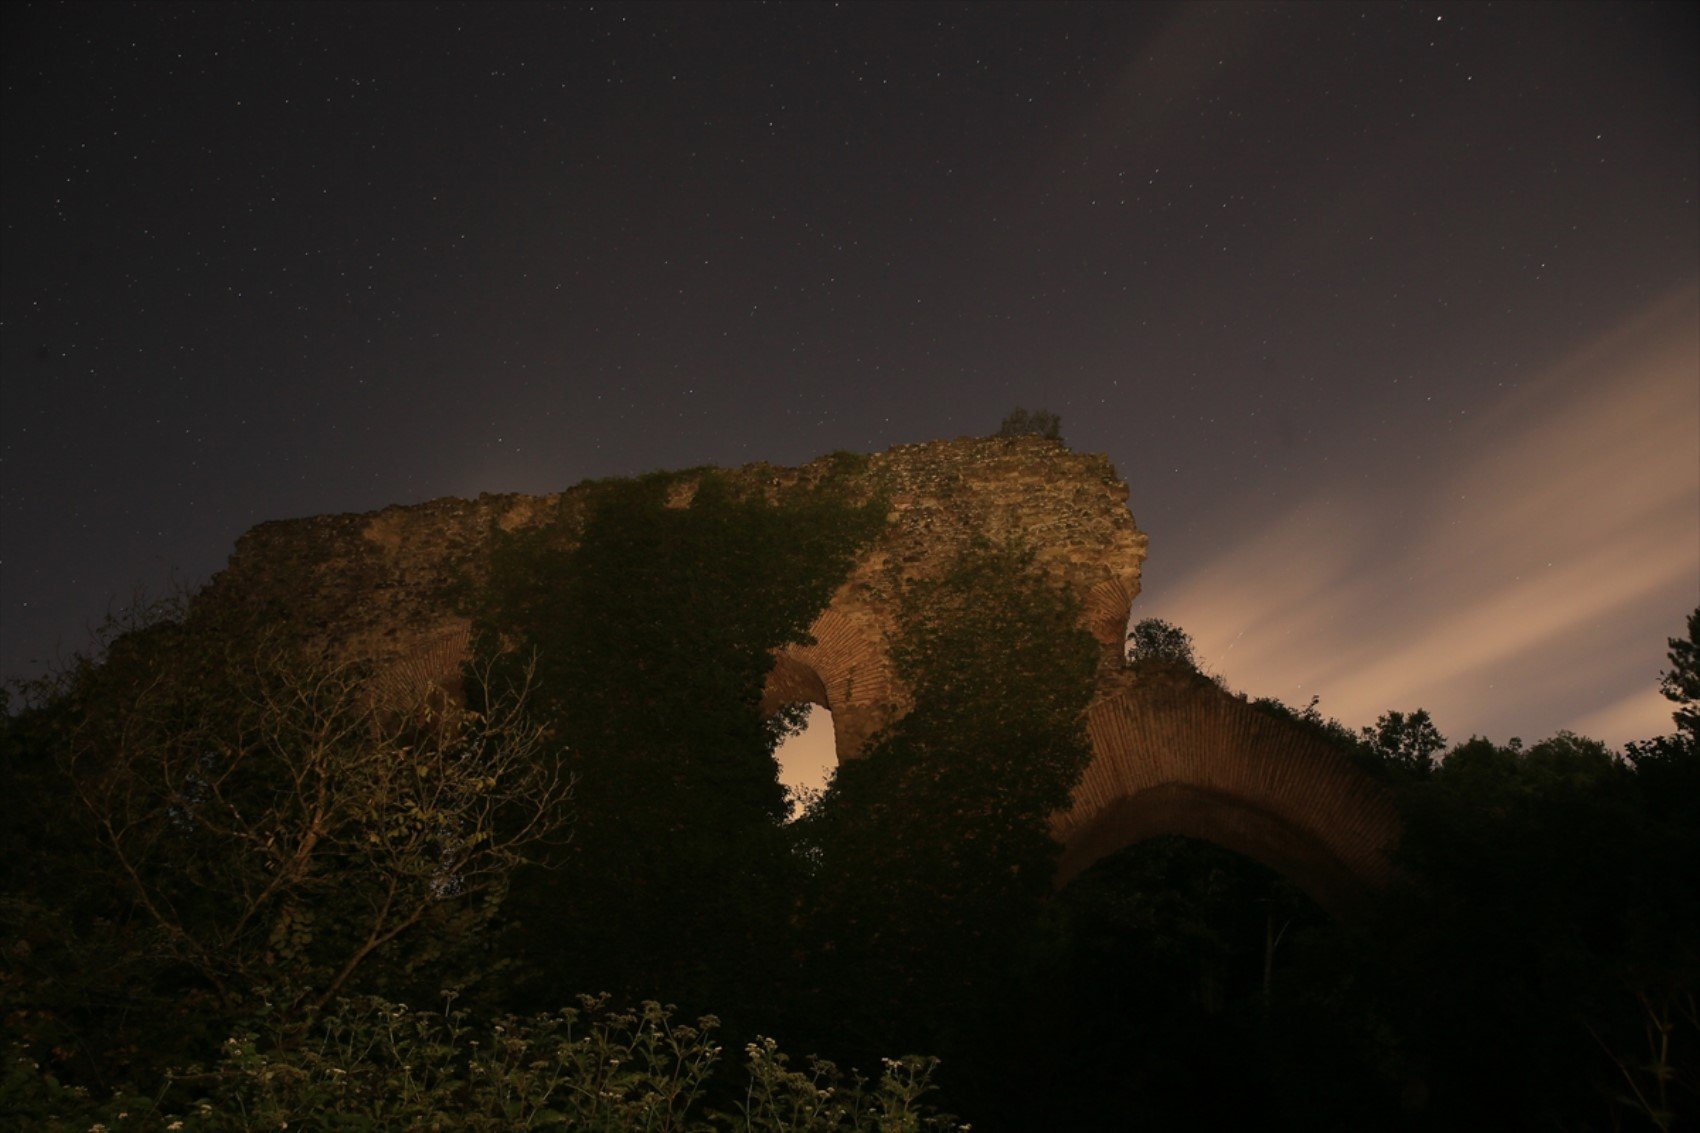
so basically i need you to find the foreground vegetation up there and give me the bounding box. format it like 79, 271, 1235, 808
3, 455, 1695, 1129
6, 995, 961, 1131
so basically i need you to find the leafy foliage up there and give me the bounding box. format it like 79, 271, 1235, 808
2, 601, 570, 1092
1371, 723, 1699, 1130
61, 636, 564, 1019
1359, 708, 1447, 776
1660, 607, 1700, 743
793, 541, 1098, 1088
473, 469, 888, 1017
1126, 617, 1198, 669
4, 994, 964, 1131
1625, 608, 1700, 847
993, 407, 1062, 441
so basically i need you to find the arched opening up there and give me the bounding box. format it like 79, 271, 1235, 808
1059, 832, 1330, 1018
772, 704, 838, 820
1051, 676, 1403, 914
1030, 834, 1364, 1130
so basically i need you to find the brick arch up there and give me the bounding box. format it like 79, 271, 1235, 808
759, 608, 895, 766
1051, 674, 1400, 911
1083, 571, 1142, 646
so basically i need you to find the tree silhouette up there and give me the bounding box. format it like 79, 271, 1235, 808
995, 407, 1062, 440
1126, 617, 1197, 668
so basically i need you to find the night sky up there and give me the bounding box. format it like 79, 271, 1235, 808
4, 2, 1697, 757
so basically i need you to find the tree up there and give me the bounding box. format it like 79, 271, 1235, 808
1379, 724, 1700, 1130
1626, 606, 1699, 819
1126, 617, 1197, 669
1661, 607, 1700, 743
995, 407, 1063, 441
42, 619, 570, 1022
1360, 709, 1446, 776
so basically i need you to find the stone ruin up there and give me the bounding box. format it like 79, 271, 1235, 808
203, 436, 1399, 909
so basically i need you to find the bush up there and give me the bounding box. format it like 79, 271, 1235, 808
1126, 618, 1197, 669
6, 994, 965, 1131
994, 408, 1062, 441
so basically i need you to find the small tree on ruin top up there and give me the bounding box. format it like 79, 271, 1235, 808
1126, 617, 1198, 669
996, 407, 1063, 441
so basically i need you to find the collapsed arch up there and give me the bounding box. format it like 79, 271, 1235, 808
1052, 674, 1400, 912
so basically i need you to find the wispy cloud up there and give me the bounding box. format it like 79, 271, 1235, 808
1138, 285, 1700, 747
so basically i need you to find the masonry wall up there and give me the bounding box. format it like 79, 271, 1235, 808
201, 435, 1151, 728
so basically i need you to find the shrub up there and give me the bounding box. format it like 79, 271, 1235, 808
994, 408, 1062, 440
1126, 618, 1197, 669
6, 994, 965, 1131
